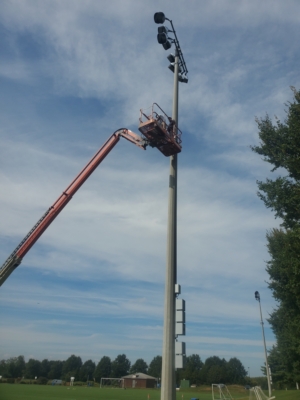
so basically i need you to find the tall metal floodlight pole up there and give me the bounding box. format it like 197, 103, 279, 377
154, 12, 188, 400
255, 291, 272, 397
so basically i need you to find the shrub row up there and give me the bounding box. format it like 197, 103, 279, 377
0, 378, 95, 386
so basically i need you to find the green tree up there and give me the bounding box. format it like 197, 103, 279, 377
79, 359, 95, 382
48, 360, 64, 379
267, 345, 288, 388
62, 355, 82, 381
251, 87, 300, 230
4, 356, 26, 378
147, 355, 162, 378
178, 354, 203, 385
130, 358, 148, 374
40, 359, 51, 378
226, 357, 247, 384
200, 356, 227, 384
206, 365, 227, 385
111, 354, 130, 378
0, 360, 7, 377
252, 87, 300, 384
268, 294, 300, 383
25, 358, 42, 379
94, 356, 111, 382
266, 226, 300, 383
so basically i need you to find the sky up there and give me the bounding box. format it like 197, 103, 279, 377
0, 0, 299, 379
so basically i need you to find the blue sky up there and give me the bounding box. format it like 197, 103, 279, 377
0, 0, 299, 378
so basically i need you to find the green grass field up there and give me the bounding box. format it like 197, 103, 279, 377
0, 384, 298, 400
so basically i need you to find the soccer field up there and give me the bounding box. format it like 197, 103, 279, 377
0, 385, 298, 400
0, 385, 209, 400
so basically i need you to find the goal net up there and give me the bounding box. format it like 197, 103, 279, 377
249, 386, 275, 400
100, 378, 124, 389
212, 384, 233, 400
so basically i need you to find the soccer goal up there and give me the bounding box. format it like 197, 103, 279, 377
100, 378, 124, 389
212, 384, 233, 400
249, 386, 275, 400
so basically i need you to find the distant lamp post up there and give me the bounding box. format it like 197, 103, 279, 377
255, 291, 272, 397
154, 11, 188, 400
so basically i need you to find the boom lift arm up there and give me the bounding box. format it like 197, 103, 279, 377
0, 129, 146, 287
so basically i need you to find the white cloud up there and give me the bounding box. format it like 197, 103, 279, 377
0, 0, 298, 376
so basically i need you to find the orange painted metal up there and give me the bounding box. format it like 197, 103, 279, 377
10, 129, 146, 261
138, 103, 182, 157
0, 109, 183, 285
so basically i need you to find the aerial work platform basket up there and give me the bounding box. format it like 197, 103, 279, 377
138, 103, 182, 157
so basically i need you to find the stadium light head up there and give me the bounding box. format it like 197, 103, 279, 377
163, 41, 172, 50
178, 74, 188, 83
168, 63, 175, 73
157, 32, 168, 44
255, 291, 260, 301
158, 26, 169, 35
154, 12, 187, 82
154, 12, 166, 24
167, 53, 175, 63
154, 12, 172, 50
168, 64, 186, 78
168, 63, 182, 73
157, 28, 172, 50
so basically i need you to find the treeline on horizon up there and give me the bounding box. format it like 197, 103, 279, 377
0, 353, 252, 386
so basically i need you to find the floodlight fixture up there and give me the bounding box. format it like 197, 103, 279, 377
255, 291, 260, 301
168, 63, 175, 73
163, 41, 172, 50
169, 63, 182, 74
157, 32, 168, 44
154, 11, 188, 82
158, 26, 170, 35
167, 53, 175, 63
157, 27, 173, 50
178, 74, 188, 83
154, 12, 166, 24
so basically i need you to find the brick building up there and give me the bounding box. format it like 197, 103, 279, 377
122, 373, 157, 389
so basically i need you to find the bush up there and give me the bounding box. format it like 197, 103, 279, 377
7, 378, 15, 384
37, 377, 48, 385
73, 381, 84, 386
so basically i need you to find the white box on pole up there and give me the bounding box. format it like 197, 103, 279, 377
175, 354, 186, 369
176, 322, 186, 335
176, 298, 185, 311
176, 310, 185, 323
175, 341, 186, 355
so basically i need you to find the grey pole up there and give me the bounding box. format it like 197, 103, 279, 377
160, 48, 179, 400
256, 294, 272, 397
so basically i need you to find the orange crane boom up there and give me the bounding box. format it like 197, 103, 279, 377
0, 128, 146, 286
